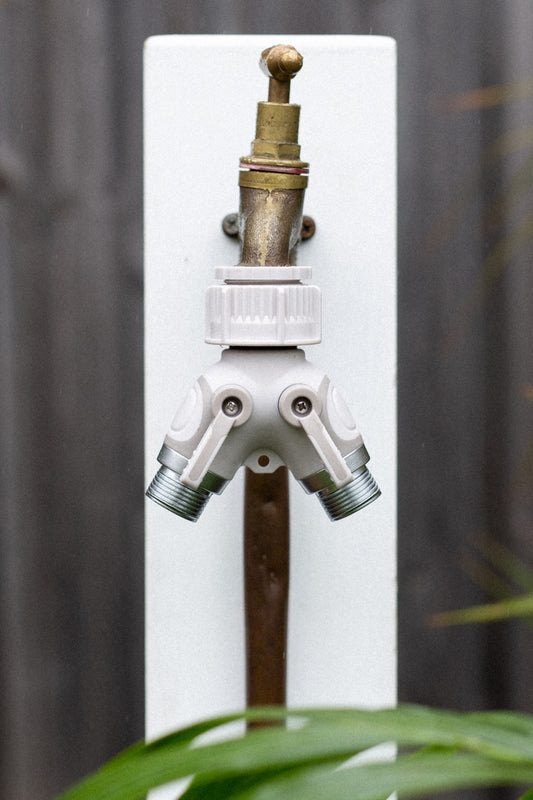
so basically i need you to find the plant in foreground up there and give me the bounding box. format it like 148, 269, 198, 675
57, 704, 533, 800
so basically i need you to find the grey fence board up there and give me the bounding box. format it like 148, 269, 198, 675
1, 2, 145, 798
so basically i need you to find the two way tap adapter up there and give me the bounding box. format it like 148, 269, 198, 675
147, 44, 381, 523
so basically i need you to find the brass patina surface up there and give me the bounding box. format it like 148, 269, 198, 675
260, 43, 304, 103
239, 101, 308, 170
238, 186, 305, 266
238, 44, 308, 268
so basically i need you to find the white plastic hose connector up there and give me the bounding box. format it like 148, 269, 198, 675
205, 266, 321, 346
146, 348, 380, 522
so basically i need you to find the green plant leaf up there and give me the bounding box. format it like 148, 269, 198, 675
56, 705, 533, 800
430, 592, 533, 627
180, 765, 322, 800
472, 534, 533, 594
230, 752, 533, 800
105, 713, 244, 770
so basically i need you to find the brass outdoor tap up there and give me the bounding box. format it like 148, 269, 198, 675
238, 44, 308, 266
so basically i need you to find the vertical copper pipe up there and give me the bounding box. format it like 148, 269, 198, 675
244, 466, 290, 709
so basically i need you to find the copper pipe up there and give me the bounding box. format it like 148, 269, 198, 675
244, 466, 290, 711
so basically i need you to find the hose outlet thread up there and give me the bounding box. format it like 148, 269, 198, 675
317, 466, 381, 521
146, 466, 211, 522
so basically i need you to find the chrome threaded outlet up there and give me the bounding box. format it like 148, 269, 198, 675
146, 466, 210, 522
317, 466, 381, 521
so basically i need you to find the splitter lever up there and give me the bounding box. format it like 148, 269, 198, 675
181, 386, 253, 490
278, 385, 353, 489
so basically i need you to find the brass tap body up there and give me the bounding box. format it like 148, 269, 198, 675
238, 45, 308, 267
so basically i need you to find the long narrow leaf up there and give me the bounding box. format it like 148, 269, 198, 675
56, 706, 533, 800
179, 764, 329, 800
232, 752, 533, 800
473, 535, 533, 593
430, 592, 533, 627
107, 713, 244, 769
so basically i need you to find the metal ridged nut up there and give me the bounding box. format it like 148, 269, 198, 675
317, 466, 381, 521
146, 466, 210, 522
344, 444, 370, 473
157, 444, 228, 496
299, 446, 370, 495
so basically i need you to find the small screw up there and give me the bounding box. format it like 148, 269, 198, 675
301, 216, 316, 240
222, 397, 242, 417
222, 213, 239, 238
292, 397, 312, 416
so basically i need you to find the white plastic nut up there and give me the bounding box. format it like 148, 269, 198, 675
205, 284, 321, 346
214, 266, 313, 282
205, 265, 321, 346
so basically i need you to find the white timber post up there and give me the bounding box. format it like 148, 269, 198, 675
144, 34, 397, 800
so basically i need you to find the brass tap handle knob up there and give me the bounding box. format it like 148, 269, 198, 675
260, 45, 303, 104
260, 45, 303, 81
